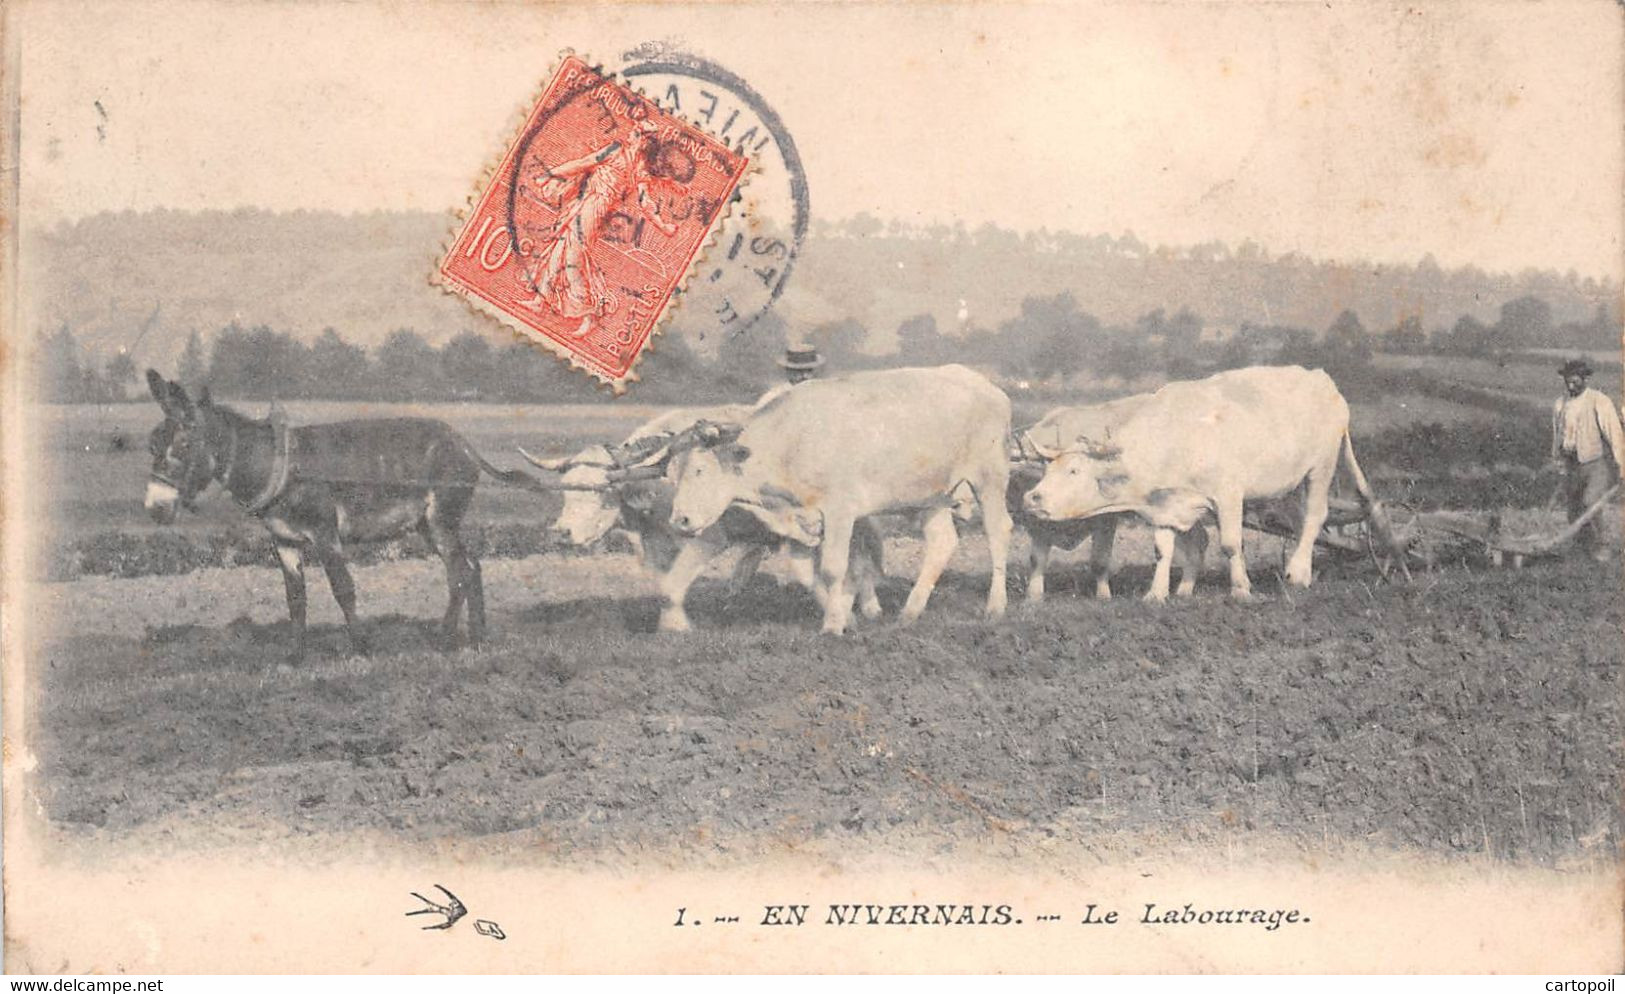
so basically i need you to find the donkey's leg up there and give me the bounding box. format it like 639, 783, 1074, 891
439, 487, 485, 646
273, 541, 308, 662
418, 518, 468, 648
465, 555, 486, 646
317, 546, 367, 655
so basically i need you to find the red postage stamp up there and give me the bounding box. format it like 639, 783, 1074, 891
438, 55, 750, 391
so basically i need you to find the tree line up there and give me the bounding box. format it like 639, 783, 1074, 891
35, 208, 1617, 370
34, 291, 1620, 404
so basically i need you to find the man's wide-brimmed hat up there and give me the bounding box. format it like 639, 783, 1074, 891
777, 345, 825, 371
1559, 358, 1594, 378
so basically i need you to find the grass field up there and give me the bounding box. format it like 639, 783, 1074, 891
1372, 353, 1623, 407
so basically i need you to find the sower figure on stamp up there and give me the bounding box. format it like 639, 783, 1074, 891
1550, 358, 1624, 561
522, 115, 685, 340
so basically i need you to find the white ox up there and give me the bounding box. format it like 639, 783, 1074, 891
524, 406, 883, 632
668, 365, 1014, 634
1012, 401, 1207, 602
1024, 366, 1393, 600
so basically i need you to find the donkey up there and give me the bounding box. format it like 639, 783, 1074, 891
143, 370, 541, 660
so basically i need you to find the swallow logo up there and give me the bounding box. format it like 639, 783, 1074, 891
405, 884, 468, 931
405, 884, 506, 940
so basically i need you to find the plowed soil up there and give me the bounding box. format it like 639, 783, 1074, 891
29, 532, 1621, 865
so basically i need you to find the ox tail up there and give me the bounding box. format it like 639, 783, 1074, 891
1339, 431, 1404, 554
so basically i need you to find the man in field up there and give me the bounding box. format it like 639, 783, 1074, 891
754, 343, 825, 408
1550, 358, 1624, 561
779, 343, 824, 386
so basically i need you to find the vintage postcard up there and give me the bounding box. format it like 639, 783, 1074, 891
2, 0, 1621, 975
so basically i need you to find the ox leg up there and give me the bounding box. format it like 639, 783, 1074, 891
317, 546, 368, 656
1287, 469, 1334, 587
274, 541, 308, 662
658, 534, 727, 633
1145, 528, 1176, 602
793, 528, 883, 622
785, 545, 823, 605
981, 488, 1012, 620
1026, 536, 1051, 604
1090, 517, 1118, 600
1174, 526, 1209, 597
816, 513, 857, 635
851, 520, 884, 621
854, 572, 883, 620
900, 507, 958, 626
727, 544, 770, 595
615, 528, 646, 562
1217, 496, 1252, 599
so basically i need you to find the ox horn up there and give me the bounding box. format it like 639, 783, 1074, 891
1010, 431, 1042, 463
517, 446, 574, 472
697, 419, 745, 446
668, 419, 745, 455
1077, 437, 1122, 460
663, 424, 706, 456
605, 464, 667, 484
1027, 434, 1062, 461
612, 431, 676, 469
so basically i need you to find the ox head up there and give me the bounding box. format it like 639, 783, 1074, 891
145, 369, 219, 524
1023, 446, 1127, 521
667, 439, 758, 537
1019, 427, 1124, 520
1024, 445, 1212, 532
526, 444, 624, 546
521, 443, 676, 546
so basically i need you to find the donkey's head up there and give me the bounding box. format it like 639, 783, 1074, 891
144, 369, 220, 523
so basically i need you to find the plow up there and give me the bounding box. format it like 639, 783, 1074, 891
1243, 484, 1621, 577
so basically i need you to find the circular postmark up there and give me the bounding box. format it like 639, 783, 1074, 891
619, 43, 810, 342
499, 60, 748, 362
493, 48, 804, 368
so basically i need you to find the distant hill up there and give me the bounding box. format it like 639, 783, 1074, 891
26, 208, 1618, 369
27, 209, 471, 369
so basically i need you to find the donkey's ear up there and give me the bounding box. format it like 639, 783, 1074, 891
168, 382, 197, 423
147, 369, 169, 406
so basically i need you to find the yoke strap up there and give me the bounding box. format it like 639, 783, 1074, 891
243, 423, 293, 514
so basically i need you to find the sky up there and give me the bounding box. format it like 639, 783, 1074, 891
11, 0, 1624, 279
